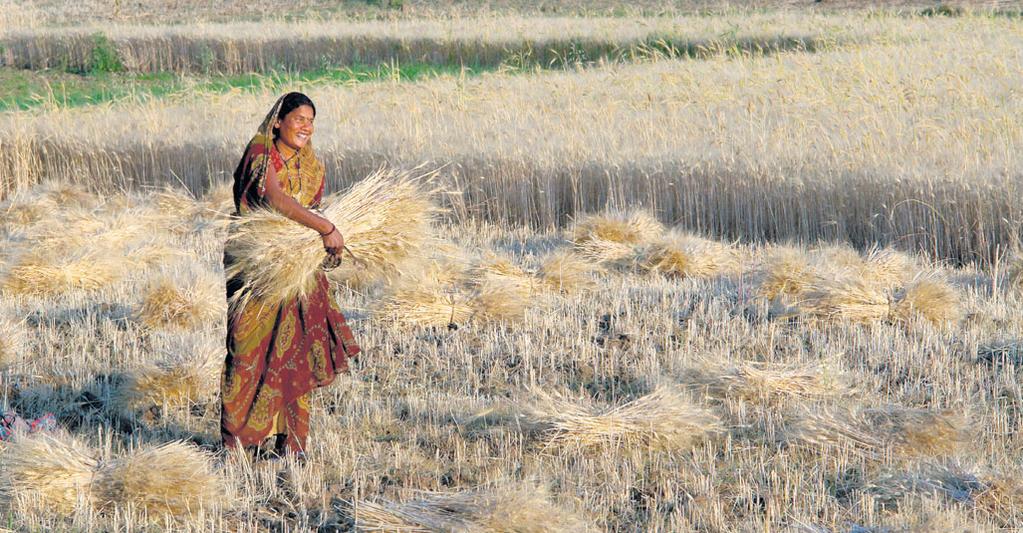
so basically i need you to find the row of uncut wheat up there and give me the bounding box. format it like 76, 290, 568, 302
0, 12, 898, 73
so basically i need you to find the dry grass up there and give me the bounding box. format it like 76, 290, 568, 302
1, 251, 125, 296
785, 406, 967, 457
636, 230, 739, 279
796, 275, 892, 324
351, 483, 589, 533
754, 245, 817, 301
528, 386, 723, 452
224, 167, 441, 312
376, 286, 475, 328
94, 441, 223, 516
1, 433, 98, 516
569, 210, 663, 247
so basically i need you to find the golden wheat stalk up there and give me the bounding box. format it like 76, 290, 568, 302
754, 245, 817, 301
376, 286, 475, 328
1, 433, 99, 516
569, 210, 664, 245
224, 167, 441, 312
94, 441, 224, 516
538, 250, 600, 293
889, 275, 962, 326
796, 274, 891, 324
530, 386, 723, 452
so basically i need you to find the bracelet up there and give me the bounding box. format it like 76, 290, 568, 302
319, 224, 336, 237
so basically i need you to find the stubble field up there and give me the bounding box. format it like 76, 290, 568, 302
2, 2, 1023, 532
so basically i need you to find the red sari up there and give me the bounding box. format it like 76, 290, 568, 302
222, 122, 359, 454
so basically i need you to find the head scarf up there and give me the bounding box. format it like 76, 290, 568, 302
232, 94, 325, 213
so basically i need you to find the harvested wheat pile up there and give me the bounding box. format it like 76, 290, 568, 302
531, 386, 723, 452
539, 250, 600, 293
1, 433, 98, 516
472, 275, 531, 322
569, 210, 663, 246
0, 194, 57, 229
352, 483, 589, 532
94, 441, 223, 516
114, 350, 220, 413
224, 167, 441, 312
573, 237, 638, 266
136, 273, 224, 330
2, 251, 125, 296
784, 406, 967, 457
637, 231, 739, 279
376, 286, 475, 328
0, 314, 29, 366
862, 247, 918, 288
797, 275, 891, 324
684, 360, 846, 403
889, 277, 962, 326
754, 246, 817, 301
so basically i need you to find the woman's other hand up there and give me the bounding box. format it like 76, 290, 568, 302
322, 226, 345, 256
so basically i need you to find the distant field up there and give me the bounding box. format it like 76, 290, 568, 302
2, 12, 1020, 263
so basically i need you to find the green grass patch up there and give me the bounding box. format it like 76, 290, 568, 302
0, 62, 479, 112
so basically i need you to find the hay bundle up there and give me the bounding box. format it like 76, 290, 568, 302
889, 277, 962, 326
94, 441, 223, 516
472, 276, 531, 322
2, 251, 124, 296
114, 351, 220, 413
376, 286, 475, 328
136, 274, 224, 330
539, 250, 600, 293
224, 168, 440, 311
637, 231, 739, 279
572, 237, 637, 266
754, 246, 816, 301
796, 275, 891, 324
1, 433, 98, 515
531, 386, 723, 452
785, 406, 967, 457
862, 247, 918, 288
352, 484, 589, 532
685, 360, 845, 403
0, 195, 57, 229
0, 314, 29, 366
569, 210, 663, 246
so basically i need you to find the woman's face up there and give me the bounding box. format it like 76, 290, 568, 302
275, 104, 315, 152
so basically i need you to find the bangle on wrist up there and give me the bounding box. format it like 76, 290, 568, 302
319, 224, 336, 237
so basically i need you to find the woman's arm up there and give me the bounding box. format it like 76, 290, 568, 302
263, 163, 345, 254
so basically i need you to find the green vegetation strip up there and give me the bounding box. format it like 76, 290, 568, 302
0, 62, 473, 111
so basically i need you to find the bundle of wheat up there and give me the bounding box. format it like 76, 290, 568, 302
531, 386, 723, 452
0, 314, 29, 366
224, 168, 440, 311
862, 246, 918, 288
0, 194, 58, 229
1, 433, 98, 516
470, 253, 537, 295
685, 360, 845, 403
569, 210, 663, 246
889, 277, 962, 326
472, 275, 531, 322
94, 441, 223, 516
637, 231, 739, 279
114, 350, 220, 414
784, 406, 966, 457
796, 275, 891, 324
573, 237, 638, 267
539, 250, 599, 293
754, 246, 816, 301
2, 251, 124, 296
352, 484, 589, 532
376, 286, 475, 328
865, 462, 985, 508
136, 274, 224, 330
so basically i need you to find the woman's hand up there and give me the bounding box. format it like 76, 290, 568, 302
322, 226, 345, 256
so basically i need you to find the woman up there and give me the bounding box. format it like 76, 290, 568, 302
222, 92, 360, 458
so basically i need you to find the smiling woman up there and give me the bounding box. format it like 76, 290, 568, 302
221, 92, 360, 459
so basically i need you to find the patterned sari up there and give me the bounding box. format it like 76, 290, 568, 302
222, 97, 360, 454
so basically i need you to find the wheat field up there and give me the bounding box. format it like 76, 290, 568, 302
3, 2, 1023, 531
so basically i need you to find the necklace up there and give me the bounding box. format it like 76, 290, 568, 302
274, 140, 303, 198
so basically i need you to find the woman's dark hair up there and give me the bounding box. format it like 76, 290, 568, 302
273, 92, 316, 137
